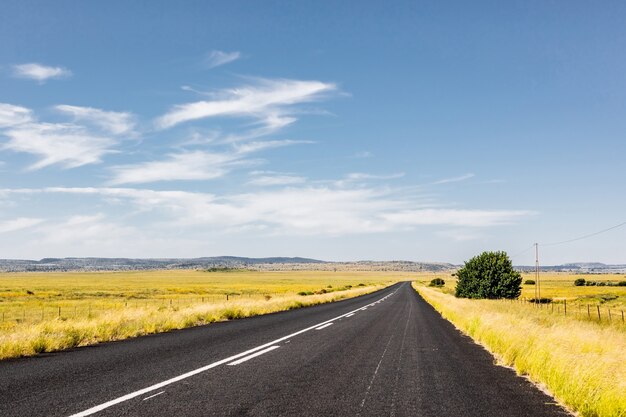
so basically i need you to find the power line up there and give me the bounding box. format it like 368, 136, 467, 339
540, 221, 626, 247
509, 245, 535, 259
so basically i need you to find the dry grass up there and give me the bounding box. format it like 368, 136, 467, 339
415, 283, 626, 417
0, 270, 403, 359
424, 272, 626, 309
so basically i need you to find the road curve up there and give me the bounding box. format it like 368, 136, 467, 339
0, 282, 569, 417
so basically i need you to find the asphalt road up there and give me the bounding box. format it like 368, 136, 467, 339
0, 282, 570, 417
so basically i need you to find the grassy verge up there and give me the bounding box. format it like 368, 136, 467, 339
414, 283, 626, 417
0, 284, 388, 360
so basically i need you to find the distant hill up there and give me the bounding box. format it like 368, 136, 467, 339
0, 257, 454, 272
0, 256, 325, 272
515, 262, 626, 273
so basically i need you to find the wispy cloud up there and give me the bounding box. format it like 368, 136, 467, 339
204, 50, 241, 69
155, 78, 336, 130
247, 174, 307, 186
432, 173, 475, 185
55, 105, 136, 136
12, 63, 72, 82
0, 103, 33, 128
0, 186, 536, 236
351, 151, 372, 159
345, 172, 405, 181
108, 151, 245, 185
108, 140, 306, 185
2, 122, 117, 170
0, 217, 43, 233
381, 208, 532, 227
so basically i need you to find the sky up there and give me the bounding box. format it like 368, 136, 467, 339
0, 0, 625, 264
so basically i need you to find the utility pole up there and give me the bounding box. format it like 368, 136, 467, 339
534, 243, 540, 301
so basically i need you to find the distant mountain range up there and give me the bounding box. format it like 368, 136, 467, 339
0, 257, 623, 273
515, 262, 626, 273
0, 256, 323, 272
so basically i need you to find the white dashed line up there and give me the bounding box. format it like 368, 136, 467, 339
142, 391, 165, 401
345, 313, 355, 317
315, 323, 334, 330
227, 346, 280, 365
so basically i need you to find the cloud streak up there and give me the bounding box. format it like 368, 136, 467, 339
0, 186, 535, 236
13, 63, 72, 82
204, 50, 241, 69
55, 105, 136, 136
155, 78, 336, 130
432, 173, 475, 185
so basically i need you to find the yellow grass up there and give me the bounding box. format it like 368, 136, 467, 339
415, 283, 626, 417
425, 272, 626, 310
0, 270, 402, 359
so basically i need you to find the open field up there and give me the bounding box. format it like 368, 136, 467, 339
0, 270, 403, 359
415, 283, 626, 417
423, 272, 626, 310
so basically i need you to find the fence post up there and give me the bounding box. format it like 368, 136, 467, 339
58, 306, 61, 317
587, 304, 591, 319
564, 299, 567, 316
622, 310, 624, 322
608, 309, 612, 322
597, 305, 601, 322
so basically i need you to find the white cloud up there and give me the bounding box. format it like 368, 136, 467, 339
155, 78, 336, 130
2, 122, 117, 170
345, 172, 405, 181
204, 50, 241, 69
351, 151, 372, 159
432, 173, 475, 185
233, 139, 311, 154
381, 209, 533, 227
13, 63, 72, 82
108, 139, 305, 185
37, 214, 135, 246
0, 186, 536, 236
55, 105, 136, 135
0, 217, 43, 233
248, 175, 307, 186
0, 103, 33, 128
108, 151, 249, 185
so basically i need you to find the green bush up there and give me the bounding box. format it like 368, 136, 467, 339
524, 279, 536, 285
585, 281, 597, 286
574, 278, 586, 286
618, 281, 626, 287
455, 251, 522, 299
429, 278, 445, 287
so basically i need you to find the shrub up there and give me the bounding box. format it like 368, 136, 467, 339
618, 281, 626, 287
574, 278, 586, 286
524, 279, 536, 285
528, 297, 552, 304
597, 282, 606, 287
429, 278, 445, 287
585, 281, 597, 286
455, 251, 522, 299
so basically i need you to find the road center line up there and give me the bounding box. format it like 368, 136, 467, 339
227, 346, 280, 365
67, 286, 399, 417
345, 313, 355, 317
142, 391, 165, 401
315, 323, 334, 330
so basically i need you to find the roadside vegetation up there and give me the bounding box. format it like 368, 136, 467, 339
414, 269, 626, 417
0, 270, 398, 359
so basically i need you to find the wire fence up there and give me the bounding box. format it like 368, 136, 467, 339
0, 293, 278, 325
506, 297, 625, 325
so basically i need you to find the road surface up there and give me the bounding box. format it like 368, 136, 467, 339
0, 282, 569, 416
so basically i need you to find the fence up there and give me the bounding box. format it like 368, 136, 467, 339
0, 293, 278, 325
508, 297, 625, 325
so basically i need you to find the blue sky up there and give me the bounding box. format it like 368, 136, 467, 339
0, 1, 624, 264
